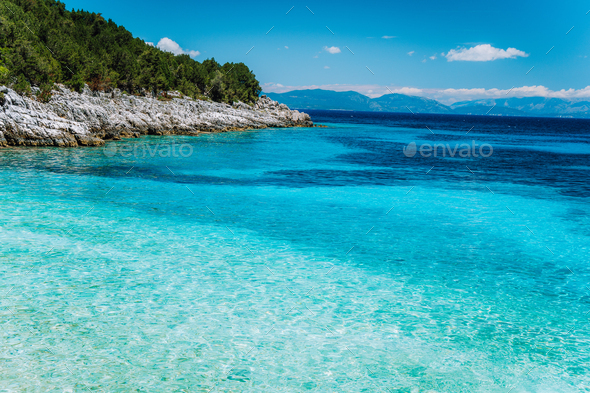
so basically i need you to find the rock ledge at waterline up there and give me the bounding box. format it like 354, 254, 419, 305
0, 85, 313, 147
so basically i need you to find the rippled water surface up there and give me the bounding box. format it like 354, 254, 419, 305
1, 111, 589, 392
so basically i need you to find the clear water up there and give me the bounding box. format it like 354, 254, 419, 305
1, 111, 589, 392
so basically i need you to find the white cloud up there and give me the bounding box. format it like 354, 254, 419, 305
407, 51, 414, 56
156, 37, 200, 58
382, 36, 396, 39
433, 85, 590, 103
429, 55, 437, 60
324, 66, 330, 69
389, 87, 424, 95
285, 46, 289, 49
445, 44, 528, 62
323, 46, 341, 54
262, 83, 590, 104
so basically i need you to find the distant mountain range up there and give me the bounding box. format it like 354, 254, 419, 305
264, 89, 590, 118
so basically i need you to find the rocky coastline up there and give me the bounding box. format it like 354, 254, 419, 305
0, 85, 313, 147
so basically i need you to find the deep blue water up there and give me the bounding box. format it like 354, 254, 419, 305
1, 111, 589, 392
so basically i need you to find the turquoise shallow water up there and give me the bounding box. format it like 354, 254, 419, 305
1, 112, 590, 392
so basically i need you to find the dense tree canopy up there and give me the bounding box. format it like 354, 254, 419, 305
0, 0, 261, 103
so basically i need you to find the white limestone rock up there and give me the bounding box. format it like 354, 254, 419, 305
0, 85, 313, 147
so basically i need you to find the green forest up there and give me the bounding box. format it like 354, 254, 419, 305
0, 0, 262, 103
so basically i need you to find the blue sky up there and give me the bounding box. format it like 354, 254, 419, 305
66, 0, 590, 103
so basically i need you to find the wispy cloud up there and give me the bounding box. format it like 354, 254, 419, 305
445, 44, 528, 62
382, 35, 396, 39
262, 83, 590, 104
157, 37, 200, 57
324, 66, 330, 69
407, 51, 414, 56
429, 55, 437, 60
433, 85, 590, 102
323, 46, 341, 54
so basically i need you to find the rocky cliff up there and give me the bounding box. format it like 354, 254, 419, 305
0, 85, 313, 147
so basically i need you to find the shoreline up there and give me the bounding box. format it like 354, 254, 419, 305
0, 86, 313, 148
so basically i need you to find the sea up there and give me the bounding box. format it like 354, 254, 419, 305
1, 110, 589, 392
